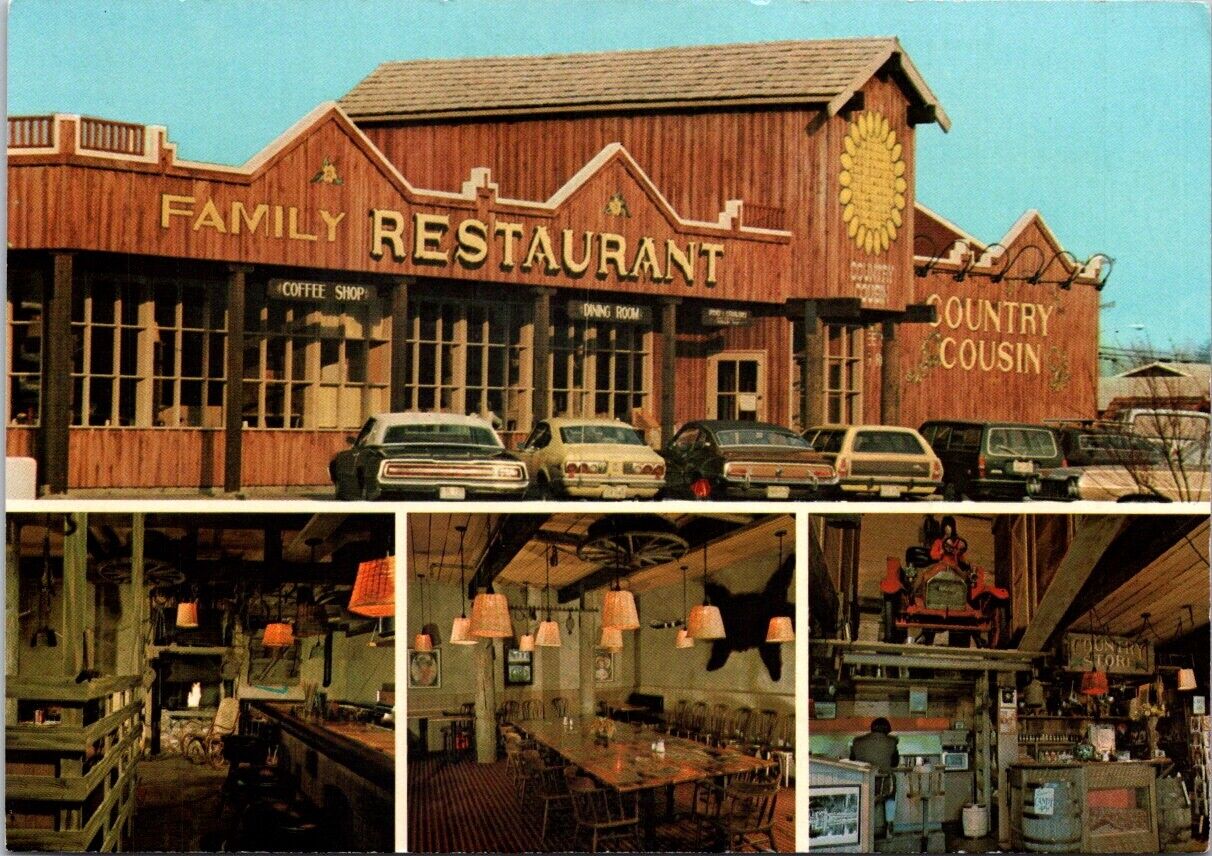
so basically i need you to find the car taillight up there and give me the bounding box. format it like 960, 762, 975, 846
564, 461, 606, 476
691, 477, 712, 499
978, 454, 986, 478
836, 457, 850, 478
1062, 457, 1068, 469
653, 464, 665, 478
931, 459, 943, 481
724, 463, 748, 478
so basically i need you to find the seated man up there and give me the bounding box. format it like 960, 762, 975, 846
850, 717, 900, 835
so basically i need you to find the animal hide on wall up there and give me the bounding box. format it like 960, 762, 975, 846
704, 552, 794, 681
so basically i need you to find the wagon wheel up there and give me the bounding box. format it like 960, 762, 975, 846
576, 515, 689, 569
95, 557, 183, 589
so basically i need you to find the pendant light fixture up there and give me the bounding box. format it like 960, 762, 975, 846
765, 530, 795, 643
413, 573, 433, 652
519, 630, 536, 652
470, 589, 513, 638
599, 625, 623, 652
176, 591, 200, 629
675, 564, 693, 649
263, 584, 295, 647
536, 545, 562, 648
349, 556, 395, 617
449, 523, 476, 645
687, 542, 725, 640
600, 536, 639, 631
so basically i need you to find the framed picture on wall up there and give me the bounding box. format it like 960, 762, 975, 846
594, 651, 616, 683
409, 649, 441, 689
808, 784, 861, 847
505, 648, 533, 686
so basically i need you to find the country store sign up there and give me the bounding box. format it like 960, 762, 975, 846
158, 194, 726, 287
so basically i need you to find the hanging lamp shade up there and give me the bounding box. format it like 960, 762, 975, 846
765, 616, 795, 643
262, 622, 295, 647
687, 604, 726, 640
1178, 668, 1198, 691
413, 632, 433, 652
349, 557, 395, 617
602, 589, 640, 631
1080, 670, 1109, 696
450, 615, 476, 645
519, 633, 536, 652
599, 626, 624, 652
175, 602, 199, 628
469, 592, 513, 638
536, 620, 562, 648
675, 628, 694, 649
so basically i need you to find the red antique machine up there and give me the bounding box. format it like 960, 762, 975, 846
881, 516, 1010, 647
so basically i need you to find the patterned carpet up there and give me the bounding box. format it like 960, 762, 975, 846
408, 755, 795, 852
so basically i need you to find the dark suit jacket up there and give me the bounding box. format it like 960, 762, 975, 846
850, 731, 900, 773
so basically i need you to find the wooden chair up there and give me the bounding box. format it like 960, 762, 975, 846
682, 700, 708, 741
702, 703, 731, 746
183, 697, 240, 767
707, 777, 780, 851
769, 713, 795, 787
521, 699, 545, 721
550, 697, 569, 718
659, 699, 687, 734
744, 708, 778, 757
526, 759, 576, 848
570, 783, 641, 853
503, 731, 527, 795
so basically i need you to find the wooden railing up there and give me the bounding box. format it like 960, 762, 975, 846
6, 674, 147, 852
78, 117, 146, 156
743, 203, 788, 231
8, 115, 54, 149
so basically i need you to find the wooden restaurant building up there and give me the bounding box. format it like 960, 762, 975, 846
6, 38, 1109, 495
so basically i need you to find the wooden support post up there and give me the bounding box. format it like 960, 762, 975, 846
532, 288, 552, 422
474, 641, 497, 763
659, 298, 678, 445
7, 519, 20, 724
996, 671, 1018, 848
119, 514, 145, 676
223, 266, 250, 493
880, 321, 900, 425
579, 594, 596, 716
41, 253, 73, 495
62, 512, 88, 678
802, 300, 824, 429
390, 278, 411, 411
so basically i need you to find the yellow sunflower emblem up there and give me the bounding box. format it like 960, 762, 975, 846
839, 110, 907, 255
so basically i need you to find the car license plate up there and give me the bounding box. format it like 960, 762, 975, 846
602, 485, 628, 499
879, 485, 903, 498
1010, 460, 1035, 475
766, 485, 791, 499
439, 486, 466, 501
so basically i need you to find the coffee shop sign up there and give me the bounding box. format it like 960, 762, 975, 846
1062, 632, 1154, 676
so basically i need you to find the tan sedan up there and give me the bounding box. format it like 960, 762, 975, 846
516, 417, 665, 499
803, 424, 942, 499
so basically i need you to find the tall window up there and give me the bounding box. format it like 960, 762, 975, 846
825, 324, 863, 424
243, 288, 389, 429
7, 271, 43, 426
401, 298, 529, 434
551, 320, 650, 422
69, 277, 227, 427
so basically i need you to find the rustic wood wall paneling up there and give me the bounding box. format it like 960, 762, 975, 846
881, 321, 900, 423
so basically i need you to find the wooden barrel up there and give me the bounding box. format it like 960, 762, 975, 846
1021, 780, 1082, 853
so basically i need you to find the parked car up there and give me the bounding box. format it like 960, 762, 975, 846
918, 420, 1063, 501
516, 417, 665, 499
1029, 429, 1210, 502
803, 424, 942, 499
659, 419, 838, 500
330, 412, 528, 500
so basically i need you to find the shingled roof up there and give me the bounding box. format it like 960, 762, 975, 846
339, 37, 950, 130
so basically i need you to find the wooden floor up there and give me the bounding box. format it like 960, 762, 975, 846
408, 755, 795, 852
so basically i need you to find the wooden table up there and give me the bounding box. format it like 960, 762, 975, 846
513, 716, 774, 846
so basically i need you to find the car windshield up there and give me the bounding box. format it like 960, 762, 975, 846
986, 427, 1057, 457
559, 425, 644, 445
382, 424, 501, 447
713, 428, 811, 448
854, 430, 926, 455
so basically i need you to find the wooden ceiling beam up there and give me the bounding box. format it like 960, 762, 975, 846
1018, 515, 1126, 652
467, 514, 548, 600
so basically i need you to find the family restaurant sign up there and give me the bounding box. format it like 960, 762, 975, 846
923, 293, 1057, 375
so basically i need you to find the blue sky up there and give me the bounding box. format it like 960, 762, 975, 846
8, 0, 1211, 350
